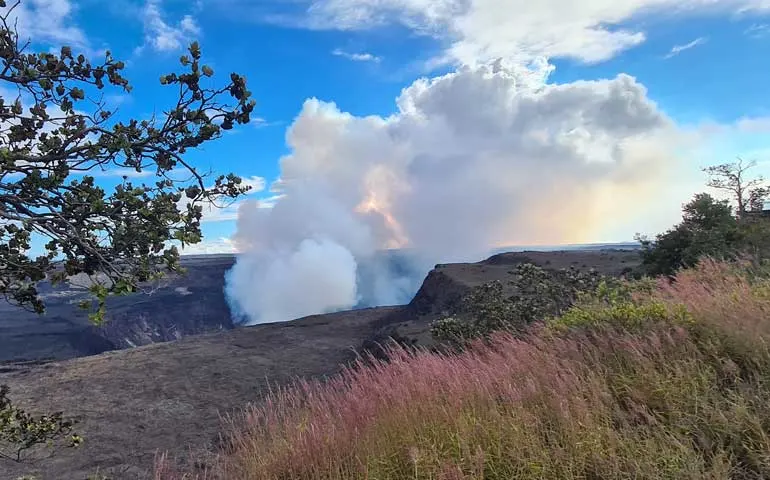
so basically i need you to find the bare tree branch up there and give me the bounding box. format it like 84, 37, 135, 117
702, 157, 769, 220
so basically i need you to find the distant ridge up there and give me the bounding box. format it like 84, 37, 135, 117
182, 242, 642, 259
490, 242, 641, 254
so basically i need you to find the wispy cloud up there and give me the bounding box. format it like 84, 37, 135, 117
222, 117, 284, 136
91, 168, 156, 178
736, 116, 770, 134
137, 0, 201, 53
9, 0, 88, 48
745, 23, 770, 39
89, 166, 196, 179
256, 194, 286, 209
332, 48, 381, 63
664, 37, 707, 58
178, 236, 238, 255
257, 0, 770, 66
172, 174, 267, 224
241, 175, 267, 193
251, 117, 283, 129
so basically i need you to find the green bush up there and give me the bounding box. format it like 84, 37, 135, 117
549, 300, 692, 332
548, 277, 692, 333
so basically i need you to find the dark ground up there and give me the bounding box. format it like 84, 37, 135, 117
0, 306, 401, 480
0, 248, 640, 479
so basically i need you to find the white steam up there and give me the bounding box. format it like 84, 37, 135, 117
226, 237, 358, 323
225, 59, 697, 325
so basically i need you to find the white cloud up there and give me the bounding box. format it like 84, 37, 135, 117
332, 48, 381, 62
297, 0, 770, 65
8, 0, 89, 48
140, 0, 201, 52
250, 117, 283, 129
90, 168, 157, 178
179, 237, 238, 255
251, 117, 269, 128
76, 166, 197, 179
193, 202, 240, 223
241, 175, 267, 192
179, 15, 201, 35
225, 59, 706, 324
745, 23, 770, 38
664, 37, 707, 58
255, 194, 286, 209
736, 116, 770, 133
221, 117, 283, 134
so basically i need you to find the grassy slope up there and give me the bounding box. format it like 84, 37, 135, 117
161, 259, 770, 479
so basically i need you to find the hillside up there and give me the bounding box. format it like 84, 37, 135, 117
0, 248, 638, 365
0, 249, 639, 479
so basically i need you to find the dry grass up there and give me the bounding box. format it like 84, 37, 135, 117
158, 259, 770, 479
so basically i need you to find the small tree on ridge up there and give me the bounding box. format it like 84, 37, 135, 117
703, 157, 769, 220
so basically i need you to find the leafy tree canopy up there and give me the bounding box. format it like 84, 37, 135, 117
0, 1, 256, 323
636, 193, 742, 277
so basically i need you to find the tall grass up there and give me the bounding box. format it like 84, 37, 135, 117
159, 259, 770, 479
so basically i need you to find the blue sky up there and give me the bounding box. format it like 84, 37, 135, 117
13, 0, 770, 252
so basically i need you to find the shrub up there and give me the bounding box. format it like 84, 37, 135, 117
547, 276, 689, 332
549, 300, 691, 332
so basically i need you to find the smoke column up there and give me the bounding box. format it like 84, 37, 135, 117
225, 59, 698, 325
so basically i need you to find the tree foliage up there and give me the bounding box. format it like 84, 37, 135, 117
636, 193, 741, 277
0, 385, 81, 463
637, 159, 770, 277
0, 1, 256, 322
